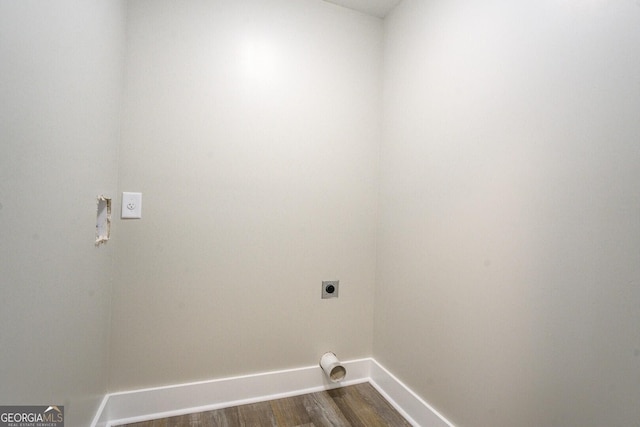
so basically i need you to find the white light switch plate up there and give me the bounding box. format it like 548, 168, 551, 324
121, 192, 142, 219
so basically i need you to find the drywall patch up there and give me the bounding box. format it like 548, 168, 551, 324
95, 195, 111, 246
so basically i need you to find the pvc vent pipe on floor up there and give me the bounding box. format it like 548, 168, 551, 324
319, 352, 346, 382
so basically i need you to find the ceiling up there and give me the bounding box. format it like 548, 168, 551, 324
322, 0, 402, 18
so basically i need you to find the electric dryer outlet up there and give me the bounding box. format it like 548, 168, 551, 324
322, 280, 339, 299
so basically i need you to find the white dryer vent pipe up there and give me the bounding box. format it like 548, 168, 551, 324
319, 352, 346, 383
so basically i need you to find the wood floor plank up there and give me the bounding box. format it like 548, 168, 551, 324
328, 386, 384, 427
125, 412, 199, 427
270, 395, 312, 426
301, 390, 351, 426
237, 401, 277, 426
329, 383, 411, 427
118, 382, 410, 427
199, 406, 240, 426
354, 383, 412, 426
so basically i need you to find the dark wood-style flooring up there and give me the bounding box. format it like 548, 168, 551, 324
119, 382, 412, 427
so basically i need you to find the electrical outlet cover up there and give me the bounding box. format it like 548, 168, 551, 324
121, 192, 142, 219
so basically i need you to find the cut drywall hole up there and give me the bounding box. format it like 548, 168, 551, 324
96, 196, 111, 246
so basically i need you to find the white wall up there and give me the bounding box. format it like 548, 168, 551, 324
6, 1, 639, 425
376, 1, 640, 426
0, 1, 125, 426
109, 0, 382, 391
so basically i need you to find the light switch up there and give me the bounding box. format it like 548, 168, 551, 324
121, 192, 142, 219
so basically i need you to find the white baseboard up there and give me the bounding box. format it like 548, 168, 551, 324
91, 358, 453, 427
369, 361, 454, 427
